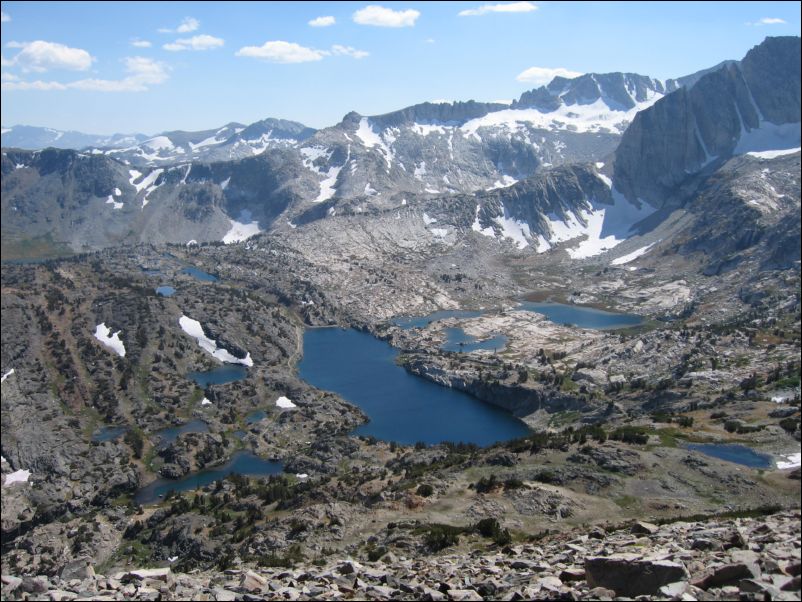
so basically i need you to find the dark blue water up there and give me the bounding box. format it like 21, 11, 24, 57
298, 328, 530, 446
91, 426, 127, 442
517, 302, 643, 329
442, 327, 507, 353
134, 451, 283, 505
154, 420, 209, 448
233, 430, 247, 439
181, 266, 218, 282
686, 443, 773, 469
393, 310, 484, 330
155, 286, 175, 297
245, 410, 267, 424
187, 365, 248, 387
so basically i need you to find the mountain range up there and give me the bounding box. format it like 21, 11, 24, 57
2, 36, 800, 268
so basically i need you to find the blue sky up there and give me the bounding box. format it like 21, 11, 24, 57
1, 1, 800, 134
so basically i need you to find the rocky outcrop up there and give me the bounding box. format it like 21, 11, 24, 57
614, 36, 801, 208
2, 511, 799, 600
403, 354, 591, 419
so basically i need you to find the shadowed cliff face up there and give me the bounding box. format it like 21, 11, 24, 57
613, 37, 801, 209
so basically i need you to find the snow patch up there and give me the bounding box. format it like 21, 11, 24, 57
189, 135, 224, 151
430, 227, 449, 238
143, 136, 174, 151
201, 398, 212, 406
106, 195, 123, 210
735, 121, 801, 156
220, 177, 231, 190
1, 368, 15, 383
114, 187, 122, 196
355, 118, 393, 167
494, 211, 531, 249
776, 452, 801, 470
460, 96, 662, 138
746, 147, 800, 159
179, 315, 254, 366
611, 241, 658, 265
541, 190, 655, 259
595, 172, 613, 188
223, 210, 261, 244
422, 212, 437, 225
487, 175, 518, 190
275, 396, 296, 409
4, 469, 31, 486
94, 323, 126, 357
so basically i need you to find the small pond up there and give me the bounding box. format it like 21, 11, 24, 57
187, 365, 248, 388
154, 419, 209, 448
181, 266, 218, 282
155, 286, 175, 297
134, 451, 283, 505
685, 443, 773, 469
245, 410, 267, 424
441, 327, 507, 353
91, 426, 127, 443
516, 301, 644, 329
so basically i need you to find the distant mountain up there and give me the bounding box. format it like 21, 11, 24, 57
0, 125, 149, 151
613, 36, 801, 207
98, 118, 316, 166
287, 71, 671, 208
2, 37, 799, 262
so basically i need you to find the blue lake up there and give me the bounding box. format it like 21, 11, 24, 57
134, 451, 283, 505
393, 310, 484, 330
245, 410, 267, 424
187, 365, 248, 387
686, 443, 773, 469
181, 266, 218, 282
154, 419, 209, 448
298, 328, 530, 446
517, 302, 643, 329
442, 327, 507, 353
91, 426, 127, 442
155, 286, 175, 297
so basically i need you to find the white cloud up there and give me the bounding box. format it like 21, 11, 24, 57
159, 16, 200, 33
1, 11, 10, 22
309, 15, 336, 27
163, 34, 224, 52
353, 5, 420, 27
177, 17, 200, 33
516, 66, 583, 86
424, 38, 435, 44
130, 39, 152, 48
2, 56, 169, 92
748, 17, 787, 25
1, 71, 19, 81
331, 44, 369, 59
5, 40, 93, 72
2, 79, 67, 90
459, 1, 537, 16
236, 40, 327, 63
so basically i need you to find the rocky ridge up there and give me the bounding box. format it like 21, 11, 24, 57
1, 510, 799, 601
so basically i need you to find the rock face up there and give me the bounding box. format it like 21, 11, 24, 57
614, 36, 801, 207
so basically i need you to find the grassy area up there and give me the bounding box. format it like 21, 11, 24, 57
548, 411, 582, 427
1, 233, 74, 261
613, 495, 640, 511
